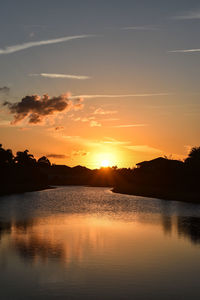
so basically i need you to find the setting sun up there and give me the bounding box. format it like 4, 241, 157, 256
100, 159, 110, 167
91, 151, 118, 168
1, 1, 200, 299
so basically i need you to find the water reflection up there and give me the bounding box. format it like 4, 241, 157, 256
1, 215, 132, 265
0, 212, 200, 266
0, 187, 200, 299
161, 215, 172, 235
177, 216, 200, 244
0, 221, 11, 241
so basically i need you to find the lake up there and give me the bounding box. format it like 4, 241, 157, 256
0, 186, 200, 299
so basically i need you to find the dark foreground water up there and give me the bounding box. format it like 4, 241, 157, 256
0, 186, 200, 300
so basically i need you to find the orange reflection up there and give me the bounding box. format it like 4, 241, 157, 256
0, 213, 198, 267
8, 214, 155, 265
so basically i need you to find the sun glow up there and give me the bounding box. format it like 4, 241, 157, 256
100, 159, 110, 167
91, 152, 118, 168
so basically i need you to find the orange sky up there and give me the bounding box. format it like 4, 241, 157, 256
0, 1, 200, 168
1, 91, 198, 168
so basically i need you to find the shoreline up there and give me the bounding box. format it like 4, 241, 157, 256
1, 184, 200, 205
0, 184, 54, 197
112, 187, 200, 204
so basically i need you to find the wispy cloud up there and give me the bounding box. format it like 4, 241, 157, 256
73, 116, 94, 122
72, 150, 88, 156
102, 118, 120, 121
90, 120, 101, 127
0, 86, 10, 94
121, 25, 158, 30
0, 34, 94, 55
103, 137, 130, 145
69, 93, 170, 99
0, 120, 11, 127
63, 135, 80, 139
62, 135, 101, 149
93, 107, 117, 115
47, 154, 68, 159
111, 124, 147, 128
102, 138, 161, 156
72, 115, 101, 127
30, 73, 91, 80
125, 145, 162, 153
172, 11, 200, 20
169, 48, 200, 53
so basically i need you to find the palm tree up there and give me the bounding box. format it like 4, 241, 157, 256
15, 150, 36, 166
0, 144, 14, 166
185, 147, 200, 167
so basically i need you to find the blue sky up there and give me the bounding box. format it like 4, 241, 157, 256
0, 0, 200, 96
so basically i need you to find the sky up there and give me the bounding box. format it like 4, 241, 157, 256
0, 0, 200, 168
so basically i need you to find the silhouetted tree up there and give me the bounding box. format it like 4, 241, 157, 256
15, 150, 36, 166
1, 142, 200, 201
0, 144, 14, 166
38, 156, 51, 167
185, 147, 200, 168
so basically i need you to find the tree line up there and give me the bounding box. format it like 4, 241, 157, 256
0, 143, 200, 202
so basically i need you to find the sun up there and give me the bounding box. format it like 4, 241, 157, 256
100, 159, 110, 167
91, 151, 118, 168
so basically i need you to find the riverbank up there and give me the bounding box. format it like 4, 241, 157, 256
112, 186, 200, 203
0, 184, 53, 197
1, 182, 200, 204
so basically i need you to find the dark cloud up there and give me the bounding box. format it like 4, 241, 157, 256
47, 154, 68, 159
3, 93, 83, 124
55, 126, 64, 131
47, 151, 88, 159
0, 86, 10, 94
72, 150, 88, 156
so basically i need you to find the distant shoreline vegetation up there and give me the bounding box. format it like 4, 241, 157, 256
0, 144, 200, 203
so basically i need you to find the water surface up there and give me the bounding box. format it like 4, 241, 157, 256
0, 186, 200, 299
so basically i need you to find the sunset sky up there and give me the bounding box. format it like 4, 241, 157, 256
0, 0, 200, 168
